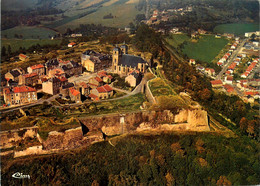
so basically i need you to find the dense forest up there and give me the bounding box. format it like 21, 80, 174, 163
2, 133, 259, 185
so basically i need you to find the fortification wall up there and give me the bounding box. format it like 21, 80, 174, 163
0, 127, 38, 149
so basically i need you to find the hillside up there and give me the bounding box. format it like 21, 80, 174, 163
1, 132, 259, 185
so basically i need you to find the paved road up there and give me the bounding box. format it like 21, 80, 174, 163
0, 94, 59, 114
216, 39, 247, 80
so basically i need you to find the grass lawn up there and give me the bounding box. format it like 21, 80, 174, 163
149, 78, 176, 97
214, 23, 259, 36
1, 39, 61, 53
182, 35, 228, 63
165, 34, 190, 48
2, 26, 58, 39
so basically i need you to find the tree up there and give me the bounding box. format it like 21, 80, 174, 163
7, 45, 11, 56
239, 117, 248, 133
1, 46, 6, 57
217, 176, 231, 186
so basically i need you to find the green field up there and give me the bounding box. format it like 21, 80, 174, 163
2, 26, 58, 39
182, 35, 228, 63
214, 23, 259, 36
1, 39, 62, 53
165, 34, 190, 48
57, 2, 143, 31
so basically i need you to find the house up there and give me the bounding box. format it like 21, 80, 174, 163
59, 60, 82, 77
78, 82, 91, 96
90, 84, 113, 100
69, 87, 81, 102
211, 80, 223, 88
5, 68, 24, 82
19, 54, 29, 61
68, 42, 76, 47
88, 77, 103, 87
189, 59, 196, 65
223, 84, 235, 94
88, 94, 99, 101
97, 71, 113, 83
42, 77, 63, 95
27, 64, 45, 76
48, 68, 66, 78
125, 70, 142, 87
45, 59, 60, 74
225, 76, 233, 85
60, 83, 74, 98
3, 86, 37, 106
81, 50, 111, 72
205, 68, 215, 76
18, 73, 39, 86
112, 45, 147, 76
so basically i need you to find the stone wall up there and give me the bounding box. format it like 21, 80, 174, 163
42, 127, 103, 150
80, 109, 210, 136
0, 126, 38, 149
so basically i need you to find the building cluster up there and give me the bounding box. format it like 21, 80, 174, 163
146, 7, 192, 25
241, 58, 259, 78
217, 38, 240, 67
3, 57, 83, 106
81, 50, 111, 72
2, 44, 147, 107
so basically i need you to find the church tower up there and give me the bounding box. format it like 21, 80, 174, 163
112, 47, 122, 73
120, 45, 128, 54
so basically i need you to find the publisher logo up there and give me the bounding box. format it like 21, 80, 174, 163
12, 172, 30, 179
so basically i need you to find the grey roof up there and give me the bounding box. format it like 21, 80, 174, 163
130, 71, 141, 79
119, 54, 146, 67
83, 50, 96, 55
70, 61, 81, 68
113, 47, 120, 51
46, 59, 59, 67
10, 70, 21, 77
62, 83, 74, 89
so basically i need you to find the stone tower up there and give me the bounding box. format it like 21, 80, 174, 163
120, 45, 128, 54
112, 47, 122, 73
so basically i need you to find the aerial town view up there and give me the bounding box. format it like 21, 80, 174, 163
0, 0, 259, 185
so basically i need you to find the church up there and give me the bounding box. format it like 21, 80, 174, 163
112, 45, 147, 76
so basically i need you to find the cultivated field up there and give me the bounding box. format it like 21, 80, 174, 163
214, 23, 259, 36
2, 26, 58, 39
56, 1, 143, 30
181, 35, 228, 63
1, 39, 62, 53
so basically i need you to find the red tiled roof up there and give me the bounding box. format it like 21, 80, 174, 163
226, 76, 233, 81
23, 73, 38, 78
69, 88, 80, 96
211, 80, 223, 85
107, 75, 113, 79
79, 82, 89, 88
205, 68, 215, 73
96, 84, 113, 93
13, 86, 36, 93
225, 71, 231, 74
30, 64, 44, 70
245, 92, 258, 96
19, 54, 27, 58
58, 76, 68, 82
97, 71, 107, 77
88, 94, 98, 99
68, 42, 76, 46
95, 77, 103, 83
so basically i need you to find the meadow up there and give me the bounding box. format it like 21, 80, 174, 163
57, 2, 143, 30
165, 34, 190, 48
1, 26, 58, 39
1, 39, 61, 53
214, 23, 259, 36
181, 35, 228, 63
